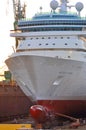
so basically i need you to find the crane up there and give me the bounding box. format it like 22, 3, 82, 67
12, 0, 26, 47
12, 0, 26, 23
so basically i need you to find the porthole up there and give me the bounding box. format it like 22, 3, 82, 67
55, 37, 57, 39
28, 44, 30, 46
36, 38, 39, 39
68, 56, 71, 58
52, 43, 55, 45
75, 43, 78, 46
30, 38, 33, 40
20, 44, 22, 47
46, 43, 48, 45
39, 43, 42, 46
61, 37, 63, 39
67, 37, 70, 39
42, 37, 44, 39
65, 43, 67, 45
48, 37, 50, 39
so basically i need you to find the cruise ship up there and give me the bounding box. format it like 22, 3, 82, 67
5, 0, 86, 125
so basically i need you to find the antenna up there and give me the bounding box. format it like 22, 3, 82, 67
40, 6, 43, 13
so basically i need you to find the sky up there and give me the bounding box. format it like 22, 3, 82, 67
0, 0, 86, 73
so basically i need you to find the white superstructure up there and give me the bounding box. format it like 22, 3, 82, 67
5, 0, 86, 101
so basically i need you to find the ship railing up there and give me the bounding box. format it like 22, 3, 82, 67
16, 48, 86, 52
10, 29, 21, 33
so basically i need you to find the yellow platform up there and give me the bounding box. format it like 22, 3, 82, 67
0, 124, 32, 130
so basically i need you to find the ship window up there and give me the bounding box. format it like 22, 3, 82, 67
52, 43, 55, 45
30, 38, 33, 40
39, 43, 42, 46
48, 37, 50, 39
61, 37, 63, 39
46, 43, 48, 45
20, 44, 22, 47
28, 44, 31, 46
55, 37, 57, 39
68, 56, 71, 58
67, 37, 70, 39
42, 37, 44, 39
75, 43, 78, 46
36, 38, 39, 39
65, 43, 68, 45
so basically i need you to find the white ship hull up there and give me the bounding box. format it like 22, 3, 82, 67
5, 52, 86, 101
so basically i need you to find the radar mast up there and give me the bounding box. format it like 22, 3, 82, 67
60, 0, 68, 13
50, 0, 84, 15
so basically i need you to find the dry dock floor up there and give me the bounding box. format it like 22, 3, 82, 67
1, 117, 86, 130
0, 124, 32, 130
0, 124, 86, 130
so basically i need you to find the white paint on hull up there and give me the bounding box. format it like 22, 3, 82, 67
5, 54, 86, 100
